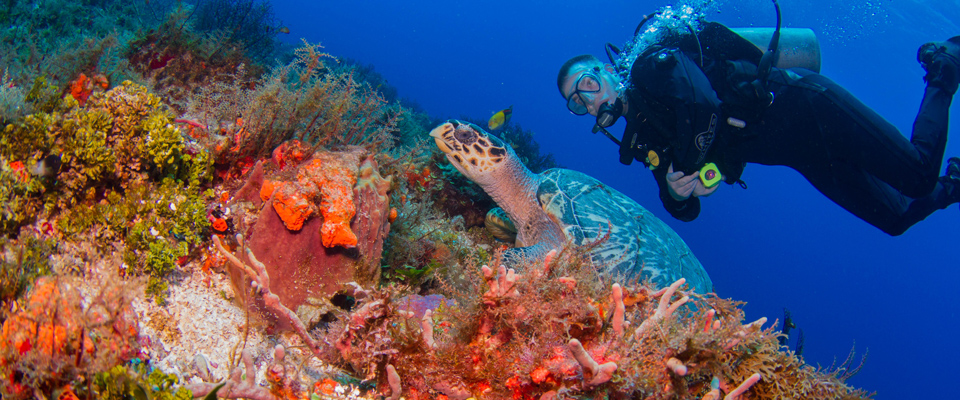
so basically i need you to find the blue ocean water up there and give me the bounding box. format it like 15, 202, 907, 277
272, 0, 959, 398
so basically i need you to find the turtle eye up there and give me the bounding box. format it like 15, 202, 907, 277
454, 126, 478, 145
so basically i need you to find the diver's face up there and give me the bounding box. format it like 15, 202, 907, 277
562, 64, 619, 117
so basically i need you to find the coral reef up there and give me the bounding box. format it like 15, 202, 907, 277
0, 69, 29, 123
352, 154, 395, 275
311, 248, 873, 400
260, 150, 361, 246
0, 232, 56, 321
191, 0, 284, 63
93, 362, 194, 400
125, 3, 272, 109
0, 4, 876, 400
2, 80, 211, 208
0, 0, 140, 90
0, 0, 284, 110
187, 229, 872, 400
0, 276, 141, 399
2, 79, 213, 303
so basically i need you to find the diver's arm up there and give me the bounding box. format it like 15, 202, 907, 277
653, 165, 700, 221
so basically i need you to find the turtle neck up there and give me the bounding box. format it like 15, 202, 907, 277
481, 155, 564, 250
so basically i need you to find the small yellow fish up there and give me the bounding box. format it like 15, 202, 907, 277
487, 105, 513, 131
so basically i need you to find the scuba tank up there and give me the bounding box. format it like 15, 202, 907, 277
603, 0, 823, 101
730, 27, 821, 73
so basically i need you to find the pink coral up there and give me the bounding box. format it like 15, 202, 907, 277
317, 250, 873, 400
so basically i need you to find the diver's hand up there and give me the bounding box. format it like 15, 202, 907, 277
666, 164, 699, 201
666, 164, 720, 200
692, 178, 720, 197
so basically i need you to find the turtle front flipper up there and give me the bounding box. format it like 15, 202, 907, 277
502, 242, 557, 270
485, 207, 518, 244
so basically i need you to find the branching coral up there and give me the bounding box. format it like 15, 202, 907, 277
315, 247, 873, 400
212, 234, 324, 357
186, 348, 279, 400
193, 197, 872, 400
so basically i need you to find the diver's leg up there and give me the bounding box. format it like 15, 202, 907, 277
793, 160, 960, 236
918, 36, 960, 95
794, 72, 952, 198
731, 75, 958, 234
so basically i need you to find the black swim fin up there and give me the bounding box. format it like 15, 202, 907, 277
918, 36, 960, 95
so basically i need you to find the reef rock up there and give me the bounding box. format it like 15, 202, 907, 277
237, 146, 392, 326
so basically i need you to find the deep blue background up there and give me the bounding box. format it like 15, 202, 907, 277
272, 0, 959, 398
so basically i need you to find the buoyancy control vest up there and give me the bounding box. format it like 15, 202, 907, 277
618, 22, 766, 181
611, 0, 820, 183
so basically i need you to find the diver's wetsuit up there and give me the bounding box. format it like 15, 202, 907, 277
622, 23, 957, 235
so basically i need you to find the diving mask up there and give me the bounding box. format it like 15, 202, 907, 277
566, 66, 602, 115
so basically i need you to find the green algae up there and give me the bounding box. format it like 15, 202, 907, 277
2, 81, 213, 303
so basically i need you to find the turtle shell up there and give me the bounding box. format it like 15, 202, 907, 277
536, 168, 712, 293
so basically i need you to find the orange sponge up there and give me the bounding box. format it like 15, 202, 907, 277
297, 156, 358, 248
260, 151, 362, 248
260, 179, 280, 202
271, 182, 316, 231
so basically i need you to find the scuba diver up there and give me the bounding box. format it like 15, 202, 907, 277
556, 1, 960, 235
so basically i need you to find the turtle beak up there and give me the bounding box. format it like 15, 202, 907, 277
429, 121, 455, 154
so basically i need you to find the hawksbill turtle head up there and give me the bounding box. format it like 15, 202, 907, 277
430, 120, 518, 186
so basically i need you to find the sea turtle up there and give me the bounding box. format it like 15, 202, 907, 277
430, 120, 712, 293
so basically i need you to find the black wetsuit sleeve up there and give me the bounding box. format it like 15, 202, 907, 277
625, 46, 712, 222
652, 165, 701, 221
